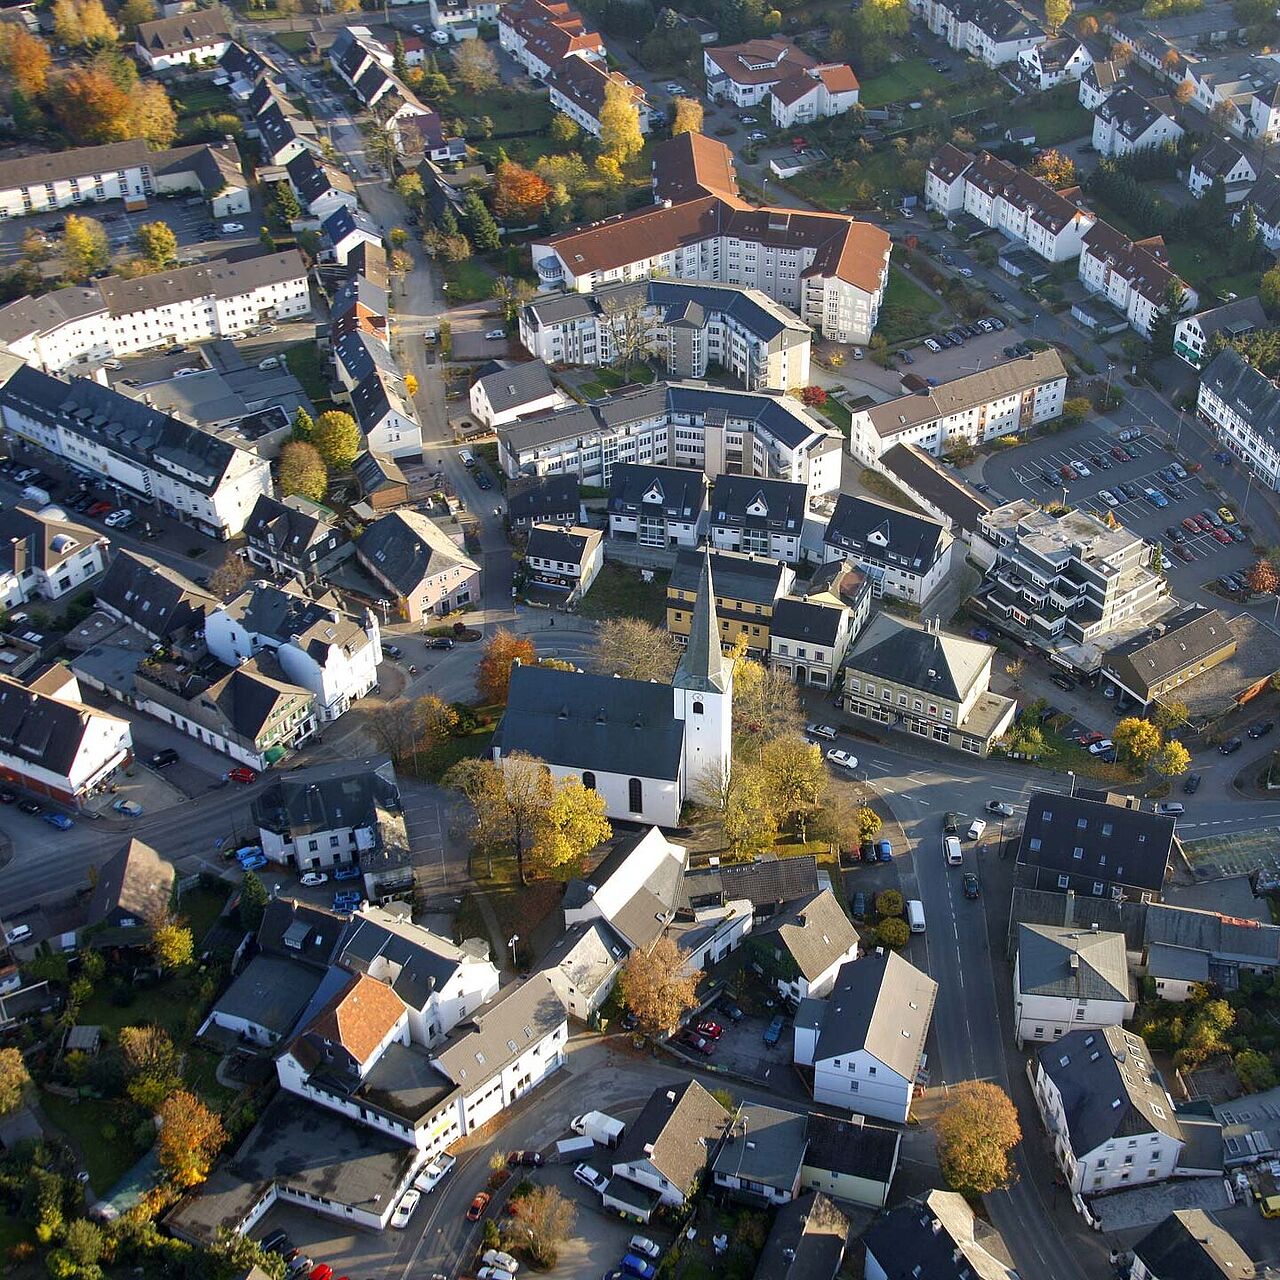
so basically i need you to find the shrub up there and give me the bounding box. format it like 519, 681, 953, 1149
876, 918, 910, 948
876, 889, 904, 919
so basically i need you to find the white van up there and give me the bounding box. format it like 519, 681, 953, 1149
944, 836, 962, 865
907, 899, 926, 933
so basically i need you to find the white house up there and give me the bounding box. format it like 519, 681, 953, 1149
708, 474, 810, 563
322, 207, 383, 267
1091, 87, 1183, 158
606, 463, 708, 550
0, 667, 131, 808
135, 10, 230, 70
1078, 221, 1197, 337
523, 523, 603, 603
498, 0, 605, 80
1017, 36, 1094, 91
908, 0, 1044, 67
0, 140, 152, 219
1014, 924, 1135, 1047
1173, 296, 1267, 370
0, 505, 107, 609
770, 64, 860, 127
469, 360, 567, 429
349, 368, 424, 462
1187, 137, 1256, 204
205, 581, 381, 723
794, 949, 937, 1124
821, 494, 954, 604
711, 1103, 808, 1206
747, 889, 859, 1002
769, 563, 872, 690
562, 827, 688, 946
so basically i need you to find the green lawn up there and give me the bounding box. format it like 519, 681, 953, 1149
272, 30, 311, 52
818, 398, 852, 436
76, 970, 209, 1040
1166, 241, 1258, 301
171, 85, 227, 120
858, 57, 941, 109
787, 146, 912, 210
443, 257, 497, 303
177, 882, 230, 948
39, 1092, 142, 1195
860, 467, 922, 513
876, 267, 942, 346
578, 563, 669, 626
285, 342, 330, 403
454, 88, 553, 138
1017, 84, 1092, 147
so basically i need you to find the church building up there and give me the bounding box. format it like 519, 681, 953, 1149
492, 553, 733, 827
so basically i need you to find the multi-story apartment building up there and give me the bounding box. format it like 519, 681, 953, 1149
924, 147, 1095, 264
606, 462, 708, 549
1013, 924, 1134, 1047
974, 501, 1168, 657
1091, 86, 1183, 158
908, 0, 1044, 67
1077, 222, 1196, 337
667, 547, 795, 658
499, 0, 605, 80
1017, 36, 1095, 91
1197, 346, 1280, 488
0, 504, 108, 610
0, 250, 311, 373
708, 474, 810, 563
769, 562, 872, 690
822, 494, 953, 604
496, 382, 844, 496
847, 351, 1068, 466
531, 134, 891, 346
518, 278, 812, 392
0, 365, 271, 540
1172, 296, 1266, 369
1078, 58, 1127, 111
547, 57, 648, 139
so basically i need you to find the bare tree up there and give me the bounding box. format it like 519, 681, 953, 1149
591, 617, 679, 682
359, 699, 422, 760
501, 752, 554, 886
206, 551, 251, 599
602, 293, 657, 372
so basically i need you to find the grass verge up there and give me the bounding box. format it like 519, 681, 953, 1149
578, 563, 669, 626
877, 267, 942, 346
443, 256, 497, 303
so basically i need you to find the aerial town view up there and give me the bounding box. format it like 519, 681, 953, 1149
10, 0, 1280, 1276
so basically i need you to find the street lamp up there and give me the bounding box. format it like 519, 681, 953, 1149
1067, 770, 1076, 797
1104, 362, 1115, 407
509, 933, 520, 970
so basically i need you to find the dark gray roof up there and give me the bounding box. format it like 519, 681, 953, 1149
751, 889, 857, 982
673, 550, 731, 696
333, 272, 388, 323
356, 509, 479, 596
526, 524, 597, 566
353, 450, 407, 495
86, 838, 173, 927
606, 462, 707, 522
863, 1190, 1017, 1280
1097, 86, 1172, 140
824, 493, 946, 570
212, 953, 323, 1038
612, 1080, 729, 1196
754, 1192, 849, 1280
1133, 1209, 1256, 1279
815, 949, 937, 1077
713, 1102, 808, 1190
670, 547, 787, 607
1144, 903, 1280, 964
257, 897, 347, 969
1104, 605, 1233, 693
0, 671, 115, 780
1017, 924, 1132, 1002
881, 442, 992, 533
334, 329, 399, 386
252, 755, 399, 838
1200, 348, 1280, 442
682, 853, 819, 911
1190, 295, 1268, 343
507, 474, 580, 524
709, 474, 807, 534
946, 0, 1042, 40
495, 663, 685, 782
1192, 137, 1251, 183
245, 494, 347, 561
769, 596, 844, 647
340, 907, 472, 1010
1039, 1027, 1185, 1157
1017, 790, 1175, 894
322, 205, 381, 248
801, 1112, 900, 1184
1145, 941, 1210, 982
286, 149, 353, 206
350, 367, 414, 434
473, 360, 558, 414
845, 612, 992, 704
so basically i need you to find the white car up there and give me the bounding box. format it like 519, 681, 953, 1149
478, 1268, 514, 1280
1073, 461, 1091, 477
412, 22, 424, 31
5, 924, 31, 945
944, 835, 962, 865
985, 800, 1014, 817
484, 328, 507, 340
173, 367, 202, 377
104, 509, 134, 528
573, 1163, 609, 1192
958, 266, 974, 276
664, 82, 684, 93
390, 1188, 421, 1228
966, 817, 987, 841
826, 748, 858, 771
748, 130, 767, 141
741, 115, 757, 124
630, 1236, 661, 1260
300, 872, 328, 887
431, 29, 450, 43
805, 722, 837, 741
1088, 739, 1114, 756
1098, 490, 1118, 508
482, 1250, 520, 1273
923, 337, 942, 352
219, 222, 244, 234
413, 1152, 456, 1193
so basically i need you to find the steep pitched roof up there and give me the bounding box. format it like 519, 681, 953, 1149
612, 1080, 729, 1195
606, 462, 707, 522
356, 509, 479, 596
86, 838, 173, 927
1132, 1209, 1256, 1280
474, 359, 558, 415
1200, 347, 1280, 440
0, 671, 125, 779
1017, 923, 1132, 1002
673, 549, 731, 695
751, 889, 856, 981
845, 613, 992, 704
823, 493, 946, 568
863, 1190, 1017, 1280
299, 971, 406, 1067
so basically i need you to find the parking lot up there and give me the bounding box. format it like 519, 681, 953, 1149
901, 325, 1019, 383
981, 423, 1259, 597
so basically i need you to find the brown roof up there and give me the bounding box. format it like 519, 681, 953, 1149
704, 38, 815, 86
817, 64, 859, 93
1082, 219, 1183, 306
928, 143, 976, 185
966, 150, 1091, 235
87, 838, 174, 927
550, 57, 644, 118
304, 972, 406, 1065
651, 132, 738, 202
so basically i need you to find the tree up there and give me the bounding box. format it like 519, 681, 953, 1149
53, 0, 117, 48
238, 870, 268, 931
1152, 700, 1190, 733
530, 778, 611, 879
1079, 13, 1099, 35
61, 213, 109, 282
136, 220, 177, 268
591, 616, 679, 682
1236, 1048, 1277, 1093
877, 889, 904, 918
53, 66, 127, 143
454, 38, 498, 92
875, 917, 910, 948
855, 805, 882, 842
549, 112, 580, 146
1150, 740, 1191, 777
602, 293, 657, 369
444, 757, 514, 871
501, 752, 556, 885
1147, 281, 1185, 361
493, 159, 552, 224
732, 657, 803, 754
1030, 147, 1075, 187
618, 935, 701, 1036
695, 758, 776, 858
600, 79, 645, 164
152, 921, 194, 970
0, 1046, 29, 1115
461, 191, 501, 251
1173, 78, 1194, 104
759, 733, 825, 843
671, 95, 703, 135
312, 410, 360, 471
477, 628, 537, 704
207, 550, 251, 599
362, 699, 427, 760
1231, 203, 1262, 272
1247, 558, 1279, 594
1044, 0, 1071, 32
1114, 716, 1162, 764
119, 1023, 180, 1108
117, 0, 157, 35
129, 79, 177, 147
936, 1082, 1021, 1195
395, 171, 424, 206
278, 440, 328, 503
798, 385, 828, 407
0, 27, 51, 97
1060, 396, 1091, 426
274, 183, 302, 224
520, 1185, 577, 1268
157, 1091, 227, 1189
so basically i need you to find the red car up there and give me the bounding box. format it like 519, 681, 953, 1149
308, 1267, 333, 1280
1194, 514, 1214, 532
1174, 543, 1194, 562
680, 1032, 714, 1056
1212, 527, 1232, 544
695, 1020, 724, 1040
1181, 516, 1200, 533
1077, 731, 1104, 747
228, 766, 257, 783
467, 1192, 491, 1221
1110, 446, 1131, 462
86, 501, 112, 517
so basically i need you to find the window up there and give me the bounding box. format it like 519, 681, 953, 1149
1058, 874, 1070, 888
692, 700, 704, 715
582, 771, 595, 790
628, 777, 643, 813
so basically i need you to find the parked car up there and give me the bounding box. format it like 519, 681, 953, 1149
1212, 528, 1233, 544
228, 766, 257, 783
943, 810, 959, 833
962, 872, 979, 899
1249, 721, 1275, 738
467, 1191, 492, 1219
985, 800, 1014, 816
507, 1150, 544, 1167
695, 1019, 724, 1040
573, 1164, 609, 1193
112, 798, 142, 817
300, 872, 328, 887
630, 1237, 661, 1261
763, 1014, 785, 1047
482, 1249, 520, 1274
1183, 773, 1201, 793
805, 722, 837, 740
428, 636, 455, 649
825, 748, 858, 770
1229, 525, 1248, 543
41, 813, 73, 831
718, 998, 744, 1022
1087, 739, 1114, 756
333, 864, 361, 881
966, 817, 986, 840
1073, 461, 1091, 477
1202, 508, 1224, 528
384, 644, 402, 659
16, 799, 41, 815
680, 1032, 713, 1055
1051, 674, 1075, 692
1220, 737, 1244, 755
104, 508, 135, 528
853, 891, 867, 919
240, 853, 268, 871
484, 328, 507, 340
1098, 490, 1119, 507
876, 838, 893, 862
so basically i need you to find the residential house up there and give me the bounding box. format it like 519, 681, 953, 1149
524, 524, 603, 602
793, 949, 937, 1122
548, 57, 648, 139
531, 134, 890, 347
507, 474, 581, 530
1179, 53, 1280, 144
517, 278, 812, 393
863, 1190, 1018, 1280
243, 494, 354, 585
93, 549, 217, 647
1143, 902, 1280, 1000
1077, 221, 1197, 337
1079, 58, 1128, 110
356, 509, 481, 623
770, 64, 860, 128
499, 0, 606, 80
1016, 789, 1177, 902
205, 580, 381, 724
838, 614, 1017, 758
469, 360, 567, 429
1173, 296, 1266, 369
1033, 1025, 1220, 1194
703, 37, 816, 107
1017, 36, 1095, 91
821, 494, 953, 603
908, 0, 1045, 66
285, 151, 358, 221
1197, 346, 1280, 488
135, 10, 230, 69
0, 505, 107, 610
322, 208, 383, 267
846, 349, 1069, 465
537, 918, 629, 1021
754, 1193, 849, 1280
609, 1080, 729, 1210
708, 474, 809, 563
974, 500, 1168, 660
0, 667, 130, 808
606, 463, 708, 549
353, 451, 410, 513
1187, 138, 1256, 205
799, 1112, 900, 1209
1243, 171, 1280, 253
1102, 605, 1237, 708
497, 381, 843, 496
769, 562, 872, 690
666, 546, 795, 658
1130, 1209, 1257, 1280
150, 141, 251, 219
83, 838, 174, 944
349, 367, 424, 461
877, 442, 995, 538
681, 853, 820, 920
1092, 87, 1183, 158
1014, 923, 1135, 1046
746, 889, 859, 1002
711, 1102, 808, 1205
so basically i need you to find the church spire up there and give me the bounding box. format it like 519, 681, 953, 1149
675, 548, 730, 694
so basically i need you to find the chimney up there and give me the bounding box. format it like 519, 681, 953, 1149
10, 537, 25, 579
1063, 889, 1076, 926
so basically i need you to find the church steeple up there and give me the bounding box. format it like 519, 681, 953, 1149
674, 548, 730, 694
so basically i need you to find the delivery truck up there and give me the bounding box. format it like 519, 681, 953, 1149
570, 1110, 626, 1148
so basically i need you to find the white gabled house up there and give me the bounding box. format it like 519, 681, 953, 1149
1091, 87, 1183, 159
1017, 36, 1094, 91
1014, 924, 1135, 1047
1187, 137, 1256, 204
